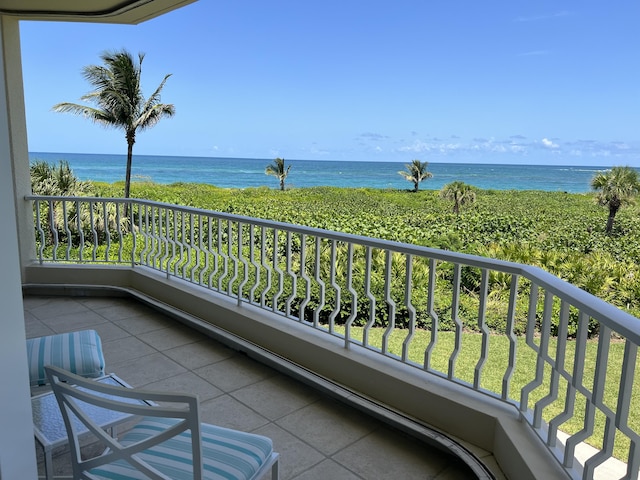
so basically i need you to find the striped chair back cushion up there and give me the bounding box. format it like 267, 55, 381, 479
27, 330, 105, 386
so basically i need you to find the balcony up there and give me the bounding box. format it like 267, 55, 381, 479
23, 195, 640, 479
26, 293, 486, 479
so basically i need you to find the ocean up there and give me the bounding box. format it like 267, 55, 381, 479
28, 152, 614, 193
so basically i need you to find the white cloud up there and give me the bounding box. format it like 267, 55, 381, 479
514, 11, 571, 22
517, 50, 549, 57
541, 138, 559, 149
398, 140, 462, 154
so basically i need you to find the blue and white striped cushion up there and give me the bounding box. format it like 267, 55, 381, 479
26, 330, 105, 386
88, 417, 274, 480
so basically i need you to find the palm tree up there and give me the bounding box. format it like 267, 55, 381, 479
265, 157, 291, 191
440, 181, 476, 215
590, 166, 640, 233
398, 159, 432, 192
53, 50, 175, 213
30, 160, 93, 242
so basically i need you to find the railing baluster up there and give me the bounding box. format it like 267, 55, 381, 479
328, 239, 341, 335
548, 311, 589, 453
62, 201, 71, 261
34, 200, 45, 263
362, 246, 376, 348
312, 236, 325, 328
285, 231, 297, 317
235, 221, 247, 302
75, 199, 83, 261
448, 263, 462, 379
534, 299, 569, 430
382, 250, 395, 354
89, 201, 97, 262
474, 269, 490, 390
272, 229, 284, 312
217, 220, 229, 293
424, 258, 439, 371
564, 325, 612, 467
103, 202, 110, 263
150, 205, 161, 269
162, 208, 171, 278
180, 211, 188, 279
502, 274, 519, 401
402, 254, 416, 362
115, 202, 123, 263
298, 234, 311, 323
344, 242, 357, 348
140, 204, 151, 267
248, 225, 260, 304
260, 227, 272, 308
522, 290, 554, 426
207, 217, 219, 289
198, 215, 206, 286
192, 213, 199, 282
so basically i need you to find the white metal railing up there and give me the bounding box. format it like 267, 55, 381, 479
27, 195, 640, 479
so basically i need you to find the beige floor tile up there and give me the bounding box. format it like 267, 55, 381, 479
110, 352, 187, 387
333, 427, 464, 480
276, 398, 377, 456
89, 321, 131, 342
136, 324, 206, 351
101, 335, 157, 365
24, 317, 56, 338
39, 309, 108, 333
194, 354, 277, 392
143, 371, 223, 401
291, 459, 362, 480
112, 312, 172, 335
90, 299, 159, 322
252, 423, 327, 480
164, 339, 236, 369
27, 297, 91, 320
231, 375, 320, 421
199, 394, 270, 432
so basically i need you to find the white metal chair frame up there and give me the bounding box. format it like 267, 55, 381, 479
45, 365, 279, 480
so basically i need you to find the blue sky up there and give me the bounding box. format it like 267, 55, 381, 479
20, 1, 640, 165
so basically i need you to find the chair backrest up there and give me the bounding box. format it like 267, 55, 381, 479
45, 365, 204, 480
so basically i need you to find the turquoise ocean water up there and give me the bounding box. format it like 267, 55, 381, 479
29, 152, 617, 193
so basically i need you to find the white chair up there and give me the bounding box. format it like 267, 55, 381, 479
45, 365, 279, 480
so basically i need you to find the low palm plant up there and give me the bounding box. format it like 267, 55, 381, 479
440, 181, 476, 215
590, 165, 640, 233
265, 157, 291, 191
398, 159, 433, 192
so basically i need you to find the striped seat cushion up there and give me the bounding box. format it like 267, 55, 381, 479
27, 330, 105, 386
88, 417, 274, 480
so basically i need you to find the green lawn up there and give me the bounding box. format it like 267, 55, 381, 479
335, 326, 639, 462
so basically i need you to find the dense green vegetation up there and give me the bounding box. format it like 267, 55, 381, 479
93, 181, 640, 321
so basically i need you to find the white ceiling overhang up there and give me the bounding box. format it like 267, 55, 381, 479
0, 0, 197, 24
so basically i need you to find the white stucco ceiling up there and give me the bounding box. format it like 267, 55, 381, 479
0, 0, 196, 24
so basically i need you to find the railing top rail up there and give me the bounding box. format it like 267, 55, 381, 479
26, 194, 640, 342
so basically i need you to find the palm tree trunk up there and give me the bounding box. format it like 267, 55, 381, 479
606, 205, 618, 233
280, 178, 285, 191
124, 135, 134, 218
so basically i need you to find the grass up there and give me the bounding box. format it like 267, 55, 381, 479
335, 325, 639, 463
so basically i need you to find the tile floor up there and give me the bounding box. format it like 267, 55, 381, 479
25, 294, 496, 479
